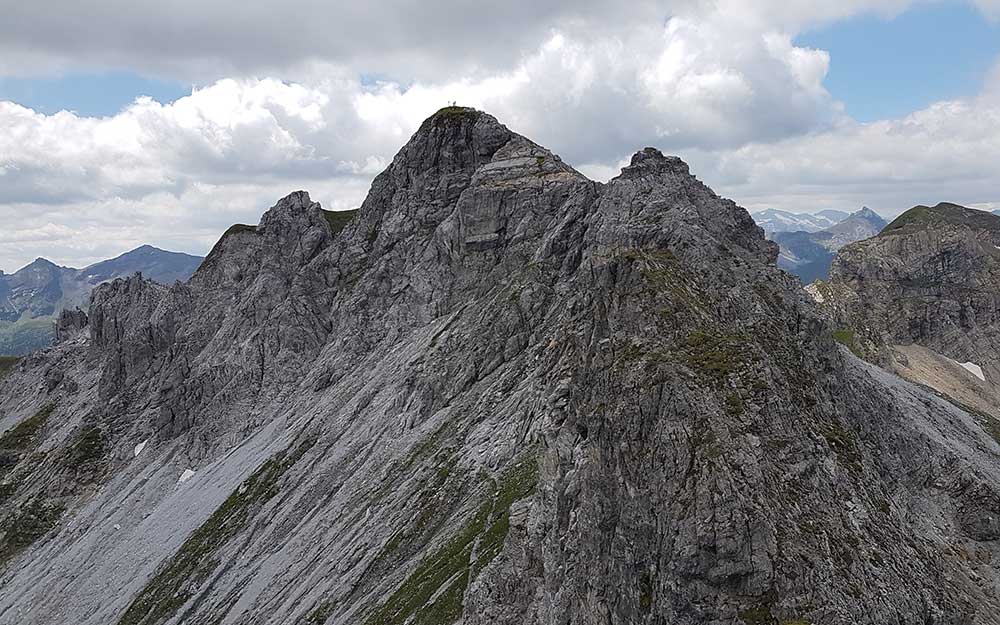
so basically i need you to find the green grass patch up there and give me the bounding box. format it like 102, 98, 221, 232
364, 458, 538, 625
831, 328, 864, 359
622, 248, 709, 313
881, 202, 1000, 235
739, 605, 775, 625
65, 426, 105, 466
116, 438, 314, 625
0, 356, 19, 379
321, 209, 358, 236
683, 330, 748, 381
0, 497, 64, 566
724, 392, 745, 416
0, 404, 55, 453
432, 106, 479, 121
821, 424, 861, 472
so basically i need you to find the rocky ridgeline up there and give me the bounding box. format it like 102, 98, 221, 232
813, 203, 1000, 377
0, 109, 999, 624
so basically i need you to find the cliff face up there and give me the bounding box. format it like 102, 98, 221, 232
1, 110, 1000, 625
816, 203, 1000, 380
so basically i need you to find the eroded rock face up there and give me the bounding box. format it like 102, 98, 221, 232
0, 110, 999, 625
818, 203, 1000, 380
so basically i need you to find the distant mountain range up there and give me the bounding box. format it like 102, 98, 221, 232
0, 245, 203, 355
750, 208, 850, 236
753, 206, 886, 284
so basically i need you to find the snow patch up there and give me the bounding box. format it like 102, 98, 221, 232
961, 361, 986, 382
178, 468, 196, 484
133, 440, 147, 457
943, 353, 988, 382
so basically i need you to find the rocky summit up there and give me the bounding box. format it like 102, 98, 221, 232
1, 109, 1000, 625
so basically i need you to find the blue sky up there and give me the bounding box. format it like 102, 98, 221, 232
797, 2, 1000, 121
0, 72, 189, 118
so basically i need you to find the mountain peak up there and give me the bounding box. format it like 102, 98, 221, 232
374, 107, 513, 183
881, 201, 1000, 235
424, 105, 482, 125
618, 147, 691, 179
257, 190, 322, 231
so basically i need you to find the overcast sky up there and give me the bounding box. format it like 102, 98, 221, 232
0, 0, 999, 271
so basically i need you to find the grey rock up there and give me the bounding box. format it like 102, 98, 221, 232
816, 202, 1000, 378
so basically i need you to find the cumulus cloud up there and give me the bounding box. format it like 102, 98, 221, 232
0, 0, 998, 270
0, 12, 846, 269
0, 0, 981, 82
0, 0, 687, 82
694, 66, 1000, 213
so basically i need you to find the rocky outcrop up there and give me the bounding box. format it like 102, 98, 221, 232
816, 202, 1000, 379
53, 308, 88, 344
0, 247, 204, 356
0, 109, 999, 625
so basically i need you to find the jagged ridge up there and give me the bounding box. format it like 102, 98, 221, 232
0, 110, 998, 625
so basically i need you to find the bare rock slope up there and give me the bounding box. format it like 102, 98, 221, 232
2, 109, 1000, 625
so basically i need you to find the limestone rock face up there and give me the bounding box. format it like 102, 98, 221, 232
1, 110, 1000, 625
819, 203, 1000, 380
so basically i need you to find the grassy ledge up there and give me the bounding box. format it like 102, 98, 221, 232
361, 459, 538, 625
0, 403, 56, 457
0, 497, 65, 566
0, 356, 20, 379
831, 328, 864, 359
321, 209, 359, 236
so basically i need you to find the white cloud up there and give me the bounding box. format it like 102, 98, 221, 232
0, 0, 998, 270
0, 0, 687, 82
0, 14, 846, 269
973, 0, 1000, 20
694, 67, 1000, 214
